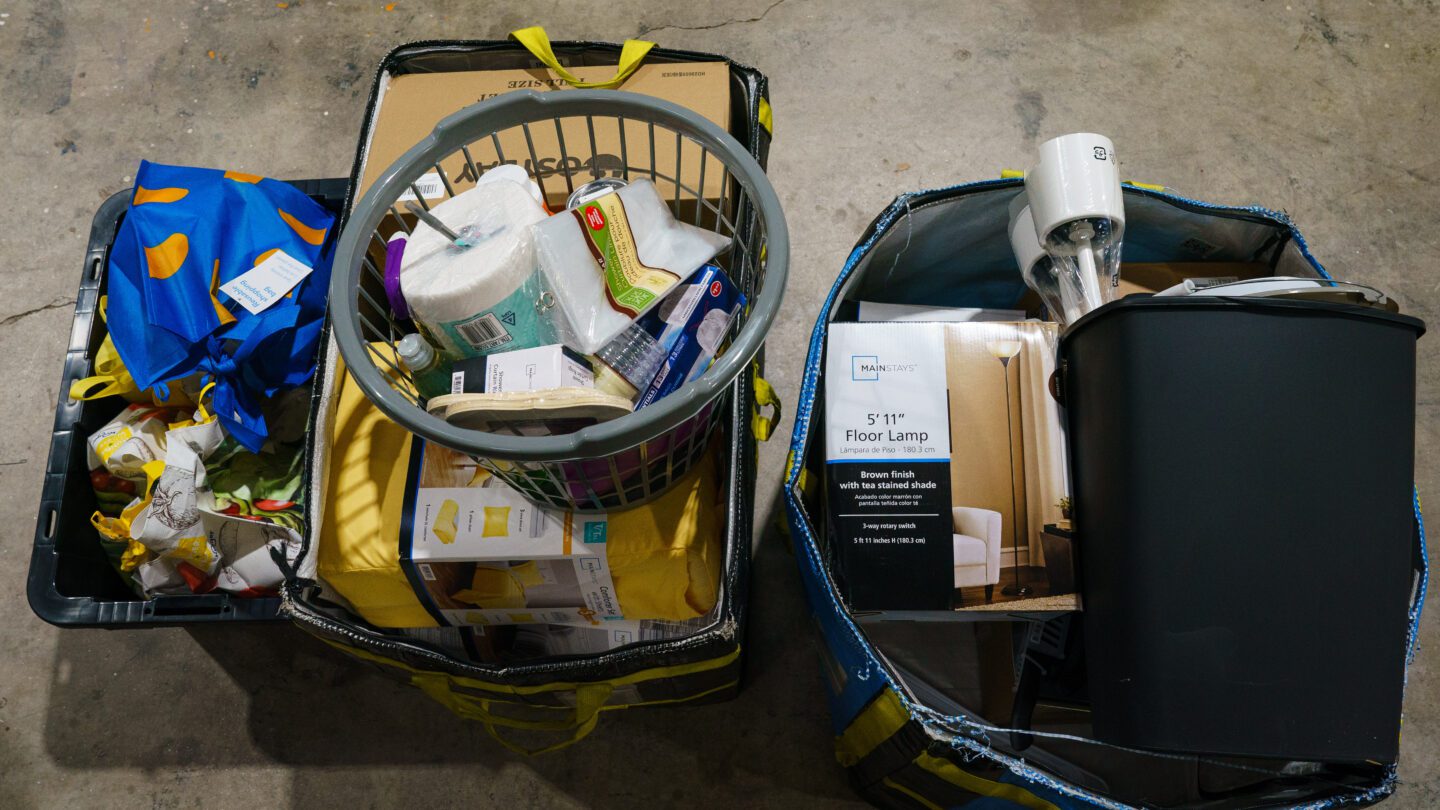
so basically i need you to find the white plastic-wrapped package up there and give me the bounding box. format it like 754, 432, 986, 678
534, 179, 730, 354
400, 177, 552, 359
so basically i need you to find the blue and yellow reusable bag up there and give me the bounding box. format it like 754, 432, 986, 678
106, 161, 335, 449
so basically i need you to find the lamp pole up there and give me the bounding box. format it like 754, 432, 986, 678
999, 354, 1030, 598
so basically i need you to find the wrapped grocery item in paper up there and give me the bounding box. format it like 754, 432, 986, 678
89, 400, 302, 597
534, 179, 730, 354
131, 507, 300, 597
86, 404, 182, 482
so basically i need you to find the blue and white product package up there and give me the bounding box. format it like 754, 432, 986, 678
635, 266, 745, 408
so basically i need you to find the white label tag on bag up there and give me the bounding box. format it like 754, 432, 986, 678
220, 249, 314, 315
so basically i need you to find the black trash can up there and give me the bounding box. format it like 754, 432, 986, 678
1058, 295, 1424, 763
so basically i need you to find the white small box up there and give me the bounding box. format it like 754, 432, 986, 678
450, 344, 594, 395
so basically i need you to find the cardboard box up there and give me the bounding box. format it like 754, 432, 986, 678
357, 63, 732, 212
450, 344, 594, 395
1015, 262, 1271, 315
825, 321, 1079, 614
1114, 261, 1270, 297
504, 617, 712, 659
397, 437, 723, 628
399, 440, 621, 627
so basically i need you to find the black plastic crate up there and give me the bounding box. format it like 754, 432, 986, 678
28, 178, 348, 628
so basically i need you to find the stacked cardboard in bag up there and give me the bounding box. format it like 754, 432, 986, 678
357, 63, 733, 211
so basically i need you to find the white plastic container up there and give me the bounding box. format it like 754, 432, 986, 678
1008, 192, 1084, 325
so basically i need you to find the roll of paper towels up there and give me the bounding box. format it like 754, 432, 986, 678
400, 178, 552, 359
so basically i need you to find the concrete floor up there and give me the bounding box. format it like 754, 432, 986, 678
2, 1, 1438, 807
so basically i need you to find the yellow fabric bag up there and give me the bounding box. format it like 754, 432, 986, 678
319, 358, 726, 628
318, 359, 437, 628
606, 459, 724, 619
69, 296, 200, 407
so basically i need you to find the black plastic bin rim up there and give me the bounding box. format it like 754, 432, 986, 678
30, 179, 350, 628
331, 89, 789, 463
1062, 294, 1427, 342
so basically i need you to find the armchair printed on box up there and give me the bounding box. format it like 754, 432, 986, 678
951, 506, 1000, 600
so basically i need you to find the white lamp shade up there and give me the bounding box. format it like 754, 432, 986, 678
986, 339, 1022, 360
1024, 132, 1126, 245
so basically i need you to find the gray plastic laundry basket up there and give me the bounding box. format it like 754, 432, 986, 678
330, 89, 788, 511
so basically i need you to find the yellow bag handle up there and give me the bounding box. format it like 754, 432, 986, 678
758, 98, 774, 135
751, 366, 782, 442
510, 27, 655, 90
71, 296, 146, 403
70, 296, 200, 407
411, 672, 613, 755
69, 358, 135, 401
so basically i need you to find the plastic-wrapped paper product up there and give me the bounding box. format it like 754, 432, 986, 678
400, 178, 551, 359
533, 179, 730, 354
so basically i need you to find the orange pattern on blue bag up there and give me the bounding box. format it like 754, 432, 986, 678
133, 186, 189, 205
209, 259, 236, 326
144, 232, 190, 279
278, 208, 328, 245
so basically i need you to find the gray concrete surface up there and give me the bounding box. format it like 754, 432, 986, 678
1, 1, 1437, 807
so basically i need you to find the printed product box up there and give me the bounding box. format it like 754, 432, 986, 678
449, 344, 594, 395
825, 321, 1079, 614
398, 437, 724, 628
399, 441, 622, 627
504, 617, 714, 659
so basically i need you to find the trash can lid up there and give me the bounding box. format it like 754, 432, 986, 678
1061, 292, 1426, 344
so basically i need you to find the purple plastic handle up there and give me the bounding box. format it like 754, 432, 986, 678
384, 237, 409, 320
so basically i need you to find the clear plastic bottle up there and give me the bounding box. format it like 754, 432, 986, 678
591, 324, 667, 402
397, 333, 452, 400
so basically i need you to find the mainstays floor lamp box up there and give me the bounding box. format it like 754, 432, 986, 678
825, 321, 1078, 614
